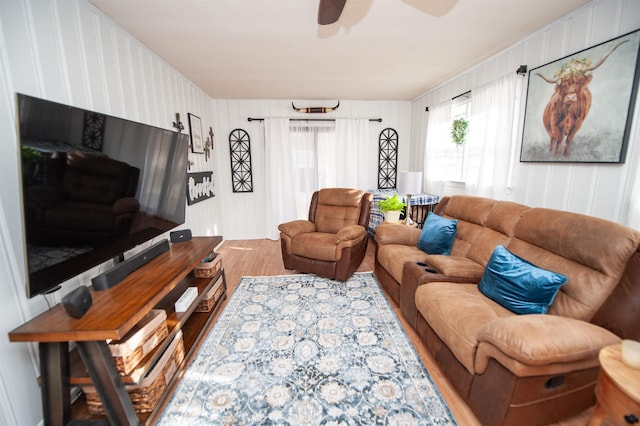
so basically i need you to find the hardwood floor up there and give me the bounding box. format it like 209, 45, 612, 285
214, 238, 592, 426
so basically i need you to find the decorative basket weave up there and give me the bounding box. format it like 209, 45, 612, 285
84, 330, 185, 415
108, 309, 168, 376
195, 275, 225, 312
193, 253, 223, 278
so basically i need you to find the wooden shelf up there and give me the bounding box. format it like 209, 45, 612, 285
9, 236, 225, 426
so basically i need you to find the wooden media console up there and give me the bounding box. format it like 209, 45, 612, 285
9, 236, 226, 425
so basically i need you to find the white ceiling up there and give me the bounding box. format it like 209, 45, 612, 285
89, 0, 589, 101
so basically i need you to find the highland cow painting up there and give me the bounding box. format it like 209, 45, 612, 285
521, 29, 640, 163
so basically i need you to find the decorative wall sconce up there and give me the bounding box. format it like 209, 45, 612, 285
173, 113, 185, 132
291, 101, 340, 113
204, 138, 211, 161
204, 127, 214, 161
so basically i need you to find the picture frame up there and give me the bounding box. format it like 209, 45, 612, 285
520, 29, 640, 163
188, 113, 204, 154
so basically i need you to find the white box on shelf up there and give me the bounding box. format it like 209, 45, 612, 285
175, 287, 198, 312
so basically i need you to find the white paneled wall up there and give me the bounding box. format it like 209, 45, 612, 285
211, 99, 412, 239
2, 0, 636, 423
0, 1, 219, 424
411, 0, 640, 226
0, 2, 411, 422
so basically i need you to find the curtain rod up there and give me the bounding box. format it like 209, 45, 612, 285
425, 65, 527, 111
452, 90, 471, 101
247, 117, 382, 123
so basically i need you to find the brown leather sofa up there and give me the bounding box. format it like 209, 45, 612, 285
374, 195, 640, 425
25, 151, 140, 245
279, 188, 372, 281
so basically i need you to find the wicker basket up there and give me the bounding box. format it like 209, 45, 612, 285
84, 330, 185, 415
195, 275, 225, 312
193, 253, 223, 278
108, 309, 168, 376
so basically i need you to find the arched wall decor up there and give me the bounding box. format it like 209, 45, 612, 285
82, 111, 105, 151
229, 128, 253, 193
378, 128, 398, 189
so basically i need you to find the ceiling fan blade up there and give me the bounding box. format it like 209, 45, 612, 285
318, 0, 347, 25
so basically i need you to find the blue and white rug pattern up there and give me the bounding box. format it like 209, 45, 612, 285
158, 273, 456, 425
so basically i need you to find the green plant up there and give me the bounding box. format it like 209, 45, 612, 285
377, 194, 406, 212
451, 117, 469, 146
21, 146, 42, 163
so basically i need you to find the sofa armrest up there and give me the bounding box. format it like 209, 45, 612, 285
475, 315, 621, 377
278, 220, 316, 238
374, 224, 422, 247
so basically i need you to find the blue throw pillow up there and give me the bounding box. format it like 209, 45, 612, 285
417, 212, 458, 255
479, 245, 568, 315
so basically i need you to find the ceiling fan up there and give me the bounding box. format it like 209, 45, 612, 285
318, 0, 347, 25
317, 0, 457, 25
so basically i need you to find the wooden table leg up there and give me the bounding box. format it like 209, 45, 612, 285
39, 342, 71, 426
76, 341, 139, 426
587, 402, 607, 426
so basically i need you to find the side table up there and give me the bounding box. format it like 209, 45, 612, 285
588, 344, 640, 425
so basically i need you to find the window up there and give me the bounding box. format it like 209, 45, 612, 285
444, 95, 471, 182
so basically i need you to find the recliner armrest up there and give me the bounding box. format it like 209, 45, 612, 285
112, 197, 140, 215
475, 315, 620, 377
278, 220, 316, 238
374, 224, 421, 247
336, 225, 366, 243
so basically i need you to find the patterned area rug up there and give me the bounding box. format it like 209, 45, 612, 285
158, 273, 456, 425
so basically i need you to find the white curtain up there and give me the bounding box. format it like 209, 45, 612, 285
333, 118, 375, 188
264, 118, 374, 240
423, 101, 452, 195
465, 73, 519, 197
264, 118, 296, 240
289, 121, 332, 218
625, 101, 640, 230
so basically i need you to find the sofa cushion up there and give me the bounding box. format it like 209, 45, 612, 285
314, 188, 363, 234
417, 212, 458, 255
291, 232, 338, 261
377, 244, 429, 284
509, 208, 640, 321
479, 245, 567, 315
442, 195, 496, 257
475, 315, 620, 376
464, 201, 531, 267
415, 282, 513, 374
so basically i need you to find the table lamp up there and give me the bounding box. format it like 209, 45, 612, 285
397, 171, 423, 225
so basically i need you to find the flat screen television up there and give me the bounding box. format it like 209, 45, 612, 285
17, 93, 189, 298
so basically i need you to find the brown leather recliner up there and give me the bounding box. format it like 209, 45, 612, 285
278, 188, 372, 281
25, 151, 140, 245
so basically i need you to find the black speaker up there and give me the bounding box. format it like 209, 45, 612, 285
170, 229, 192, 243
92, 239, 170, 291
62, 286, 92, 319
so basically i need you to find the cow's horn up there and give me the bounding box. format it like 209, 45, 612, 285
588, 40, 628, 71
291, 102, 305, 112
292, 101, 340, 114
535, 73, 558, 84
325, 101, 340, 112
